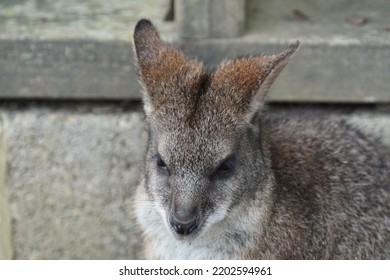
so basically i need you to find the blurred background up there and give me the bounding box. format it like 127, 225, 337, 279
0, 0, 389, 259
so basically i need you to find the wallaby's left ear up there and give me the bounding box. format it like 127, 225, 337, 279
246, 41, 299, 122
245, 42, 299, 123
251, 42, 299, 113
209, 42, 299, 123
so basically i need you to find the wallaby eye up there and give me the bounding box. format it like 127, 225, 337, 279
215, 156, 236, 177
157, 157, 167, 168
156, 155, 169, 174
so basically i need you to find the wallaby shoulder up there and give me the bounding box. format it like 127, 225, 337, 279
256, 108, 390, 259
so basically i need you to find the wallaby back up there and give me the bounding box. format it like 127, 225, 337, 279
133, 19, 390, 259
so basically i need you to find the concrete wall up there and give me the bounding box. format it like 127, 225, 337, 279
0, 126, 12, 259
1, 102, 146, 259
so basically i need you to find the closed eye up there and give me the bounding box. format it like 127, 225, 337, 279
212, 155, 236, 179
155, 153, 169, 175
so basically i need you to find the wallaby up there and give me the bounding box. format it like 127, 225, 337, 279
133, 19, 390, 259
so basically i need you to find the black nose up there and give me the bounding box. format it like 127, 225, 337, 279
169, 207, 199, 235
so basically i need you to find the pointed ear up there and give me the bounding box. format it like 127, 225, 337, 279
209, 42, 299, 123
133, 19, 205, 117
133, 19, 164, 66
249, 42, 299, 119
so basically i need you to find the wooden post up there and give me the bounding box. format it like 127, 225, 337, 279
176, 0, 246, 38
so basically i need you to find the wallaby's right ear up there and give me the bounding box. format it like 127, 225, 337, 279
133, 19, 164, 116
133, 19, 205, 117
133, 19, 164, 66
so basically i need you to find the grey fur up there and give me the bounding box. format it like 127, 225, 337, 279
133, 19, 390, 259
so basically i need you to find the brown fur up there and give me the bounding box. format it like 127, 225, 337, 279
133, 19, 390, 259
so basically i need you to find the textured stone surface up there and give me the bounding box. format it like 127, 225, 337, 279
0, 40, 138, 99
0, 0, 389, 102
0, 126, 13, 260
1, 102, 146, 259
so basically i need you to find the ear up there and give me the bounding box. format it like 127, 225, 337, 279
133, 19, 165, 68
209, 42, 299, 123
133, 19, 205, 117
249, 42, 299, 121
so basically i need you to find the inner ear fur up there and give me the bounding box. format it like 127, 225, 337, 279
209, 42, 299, 123
250, 42, 299, 119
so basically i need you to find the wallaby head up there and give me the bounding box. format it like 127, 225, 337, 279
134, 19, 298, 242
